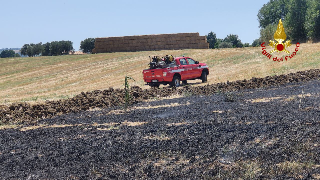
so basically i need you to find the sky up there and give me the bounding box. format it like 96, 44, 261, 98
0, 0, 269, 50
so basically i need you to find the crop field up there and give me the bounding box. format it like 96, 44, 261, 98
0, 44, 319, 179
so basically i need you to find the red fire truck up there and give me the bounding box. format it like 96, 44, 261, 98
143, 56, 209, 87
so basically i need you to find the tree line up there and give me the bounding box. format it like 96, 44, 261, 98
18, 38, 95, 57
257, 0, 320, 44
207, 0, 320, 48
206, 32, 249, 49
20, 41, 74, 57
0, 49, 20, 58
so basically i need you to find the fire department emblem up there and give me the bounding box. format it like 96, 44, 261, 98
269, 19, 291, 54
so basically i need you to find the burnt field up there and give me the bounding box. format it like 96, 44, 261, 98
0, 69, 320, 179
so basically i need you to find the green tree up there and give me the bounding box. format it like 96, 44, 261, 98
258, 0, 320, 42
60, 40, 73, 54
20, 43, 42, 57
80, 38, 95, 53
258, 0, 289, 28
214, 38, 223, 49
20, 40, 73, 57
252, 39, 262, 47
218, 42, 233, 48
27, 44, 35, 57
15, 53, 21, 57
0, 50, 15, 58
206, 32, 217, 49
50, 41, 60, 56
305, 0, 320, 41
33, 43, 43, 56
260, 23, 277, 43
223, 34, 243, 48
42, 42, 51, 56
285, 0, 307, 42
21, 44, 29, 56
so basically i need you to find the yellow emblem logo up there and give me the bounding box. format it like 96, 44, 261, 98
261, 19, 300, 62
269, 19, 291, 54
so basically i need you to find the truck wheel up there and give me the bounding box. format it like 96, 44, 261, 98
201, 71, 207, 83
170, 75, 181, 87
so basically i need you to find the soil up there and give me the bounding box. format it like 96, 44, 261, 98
0, 69, 319, 179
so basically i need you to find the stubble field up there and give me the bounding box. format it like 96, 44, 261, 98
0, 43, 319, 104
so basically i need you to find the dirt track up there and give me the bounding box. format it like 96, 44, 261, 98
0, 69, 319, 179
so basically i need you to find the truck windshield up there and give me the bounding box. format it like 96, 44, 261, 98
187, 58, 196, 64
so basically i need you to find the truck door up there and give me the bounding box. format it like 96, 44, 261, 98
178, 58, 192, 80
186, 58, 201, 78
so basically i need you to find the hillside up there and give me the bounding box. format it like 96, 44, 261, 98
0, 43, 320, 104
0, 43, 319, 179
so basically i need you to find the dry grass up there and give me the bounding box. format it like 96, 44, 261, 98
276, 161, 320, 178
166, 122, 190, 126
0, 124, 19, 130
97, 126, 120, 131
247, 92, 314, 103
250, 97, 282, 103
1, 43, 319, 104
241, 160, 262, 179
144, 135, 172, 141
284, 93, 312, 101
0, 120, 147, 131
122, 121, 147, 127
212, 110, 224, 113
132, 102, 190, 110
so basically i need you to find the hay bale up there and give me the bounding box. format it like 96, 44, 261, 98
93, 32, 208, 53
147, 39, 154, 43
128, 36, 137, 40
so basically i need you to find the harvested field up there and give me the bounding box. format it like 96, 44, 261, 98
0, 69, 319, 179
1, 42, 320, 105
